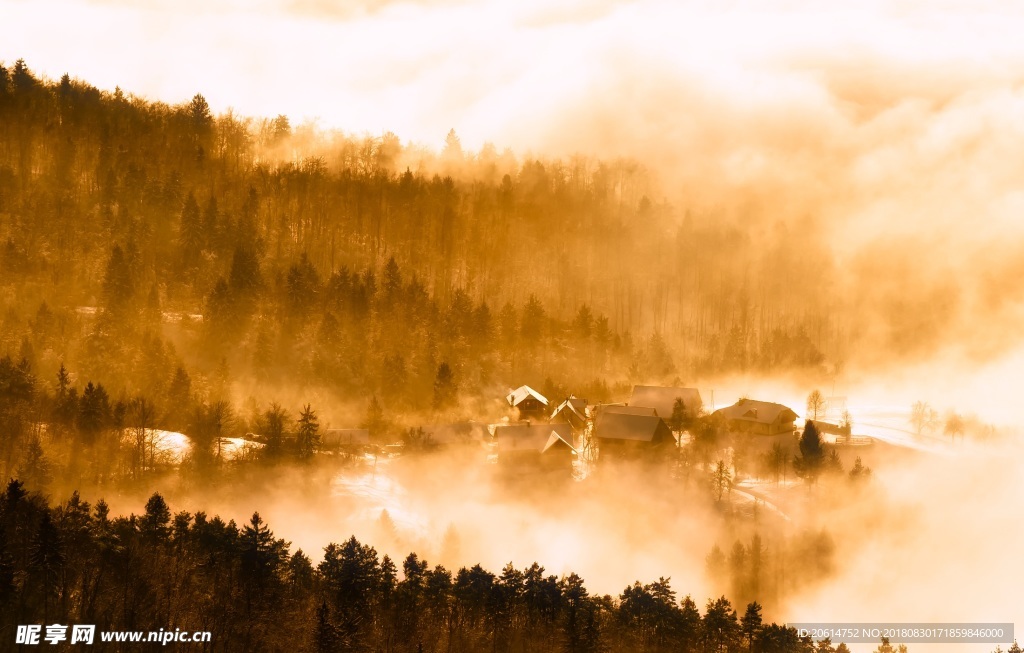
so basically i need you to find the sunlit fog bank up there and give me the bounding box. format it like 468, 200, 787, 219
85, 353, 1024, 630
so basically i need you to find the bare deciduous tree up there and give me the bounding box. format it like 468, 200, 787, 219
806, 389, 825, 420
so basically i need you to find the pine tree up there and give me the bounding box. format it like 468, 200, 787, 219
703, 596, 740, 653
296, 404, 320, 459
56, 363, 70, 399
740, 602, 763, 652
28, 512, 64, 621
363, 396, 386, 442
140, 492, 171, 542
520, 295, 545, 342
179, 192, 202, 267
315, 599, 340, 653
432, 362, 457, 410
240, 512, 285, 586
260, 403, 289, 459
793, 420, 824, 486
669, 397, 688, 432
19, 436, 52, 490
101, 245, 134, 310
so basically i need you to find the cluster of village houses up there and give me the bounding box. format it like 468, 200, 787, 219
304, 385, 827, 480
488, 385, 803, 477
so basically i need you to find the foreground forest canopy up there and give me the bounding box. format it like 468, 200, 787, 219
0, 479, 888, 653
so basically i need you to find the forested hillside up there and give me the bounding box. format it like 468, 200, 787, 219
0, 59, 836, 416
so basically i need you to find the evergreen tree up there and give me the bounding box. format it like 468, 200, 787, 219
363, 396, 387, 442
296, 404, 320, 459
101, 245, 134, 310
669, 397, 688, 432
28, 512, 64, 621
433, 362, 457, 410
19, 436, 52, 490
793, 420, 824, 486
260, 403, 289, 459
240, 512, 286, 586
703, 596, 739, 653
179, 191, 203, 267
140, 492, 171, 542
740, 602, 763, 652
521, 295, 545, 342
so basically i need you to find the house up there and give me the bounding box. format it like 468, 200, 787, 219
506, 385, 549, 420
713, 399, 797, 436
591, 402, 628, 417
551, 396, 588, 431
629, 385, 702, 424
598, 405, 659, 417
593, 410, 675, 460
321, 428, 372, 453
492, 423, 575, 475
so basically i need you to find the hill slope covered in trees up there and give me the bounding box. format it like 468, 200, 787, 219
0, 59, 834, 417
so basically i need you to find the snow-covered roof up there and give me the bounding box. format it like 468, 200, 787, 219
714, 399, 797, 425
506, 385, 549, 408
494, 423, 574, 453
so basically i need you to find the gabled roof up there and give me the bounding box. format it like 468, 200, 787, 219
565, 395, 587, 410
551, 396, 587, 422
629, 385, 703, 418
592, 403, 627, 417
506, 385, 549, 408
601, 405, 659, 417
594, 411, 671, 443
540, 431, 574, 454
714, 399, 797, 425
494, 423, 574, 454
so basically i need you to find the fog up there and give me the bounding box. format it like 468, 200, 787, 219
86, 348, 1024, 650
4, 0, 1024, 647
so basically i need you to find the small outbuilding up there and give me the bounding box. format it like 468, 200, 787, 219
506, 385, 550, 420
551, 395, 588, 431
492, 422, 575, 475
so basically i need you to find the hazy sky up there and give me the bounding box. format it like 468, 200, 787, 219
4, 0, 1024, 153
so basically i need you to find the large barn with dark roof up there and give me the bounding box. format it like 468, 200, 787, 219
628, 385, 703, 422
593, 409, 674, 460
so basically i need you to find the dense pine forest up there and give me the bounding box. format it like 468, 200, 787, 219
0, 478, 851, 653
